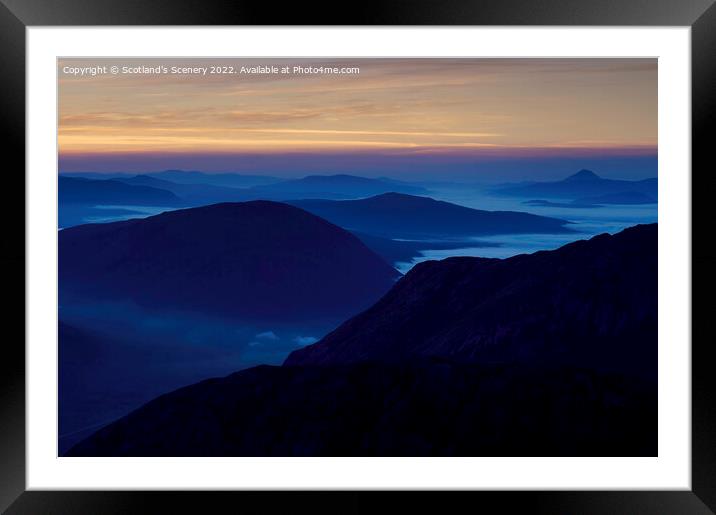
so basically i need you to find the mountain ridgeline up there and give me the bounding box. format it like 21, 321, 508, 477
250, 174, 429, 199
67, 224, 657, 457
59, 176, 182, 206
113, 174, 253, 204
61, 170, 281, 188
289, 192, 572, 238
58, 173, 443, 228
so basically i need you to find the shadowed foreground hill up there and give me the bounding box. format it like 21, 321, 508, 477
67, 360, 655, 457
67, 224, 657, 457
59, 201, 400, 322
287, 224, 656, 376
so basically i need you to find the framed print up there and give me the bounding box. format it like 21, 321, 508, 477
2, 0, 715, 513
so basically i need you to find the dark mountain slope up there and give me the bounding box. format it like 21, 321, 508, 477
289, 193, 571, 239
286, 224, 657, 377
67, 360, 655, 457
59, 201, 399, 322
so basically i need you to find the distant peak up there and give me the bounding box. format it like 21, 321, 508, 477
565, 169, 600, 181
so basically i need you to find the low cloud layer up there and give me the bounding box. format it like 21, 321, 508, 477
293, 336, 318, 346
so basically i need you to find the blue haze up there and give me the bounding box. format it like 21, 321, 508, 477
57, 169, 657, 455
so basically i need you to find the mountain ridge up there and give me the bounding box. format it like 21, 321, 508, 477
285, 223, 657, 376
289, 192, 572, 239
250, 174, 430, 199
59, 176, 182, 206
59, 201, 400, 322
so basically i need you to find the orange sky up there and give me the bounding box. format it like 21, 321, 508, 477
58, 58, 657, 158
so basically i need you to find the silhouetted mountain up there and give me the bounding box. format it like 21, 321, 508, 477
59, 201, 400, 322
147, 170, 281, 188
115, 174, 184, 189
286, 224, 657, 378
61, 170, 281, 188
59, 176, 181, 206
67, 360, 655, 457
250, 174, 429, 199
564, 169, 601, 182
115, 175, 253, 204
493, 170, 657, 200
289, 193, 572, 239
66, 224, 656, 457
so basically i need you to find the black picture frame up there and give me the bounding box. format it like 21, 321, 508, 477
2, 1, 714, 513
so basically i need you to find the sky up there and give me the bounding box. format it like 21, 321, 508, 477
58, 58, 657, 181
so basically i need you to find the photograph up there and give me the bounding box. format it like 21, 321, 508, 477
1, 0, 711, 507
56, 57, 659, 458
